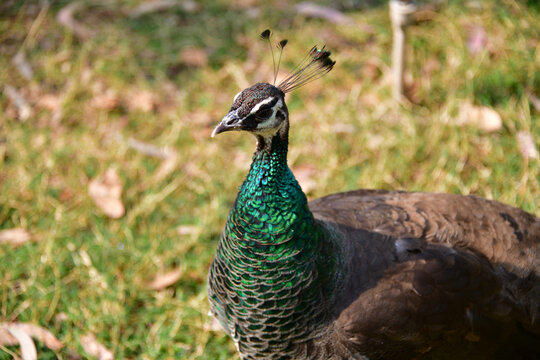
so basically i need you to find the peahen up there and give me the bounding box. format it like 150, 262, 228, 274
207, 31, 540, 360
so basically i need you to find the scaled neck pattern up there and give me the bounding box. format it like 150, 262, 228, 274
209, 126, 345, 358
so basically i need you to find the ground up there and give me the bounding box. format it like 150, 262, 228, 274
0, 0, 538, 359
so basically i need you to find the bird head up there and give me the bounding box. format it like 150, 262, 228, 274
212, 30, 335, 141
211, 83, 287, 138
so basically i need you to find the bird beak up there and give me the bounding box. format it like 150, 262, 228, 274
211, 110, 241, 138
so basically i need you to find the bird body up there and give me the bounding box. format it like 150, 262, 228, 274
208, 41, 540, 359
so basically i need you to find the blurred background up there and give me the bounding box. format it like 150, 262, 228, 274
0, 0, 538, 359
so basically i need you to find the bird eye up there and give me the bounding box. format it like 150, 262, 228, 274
255, 108, 273, 120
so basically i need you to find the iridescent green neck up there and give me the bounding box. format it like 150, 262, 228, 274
211, 130, 344, 357
228, 132, 309, 246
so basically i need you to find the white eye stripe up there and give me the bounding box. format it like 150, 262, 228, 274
255, 99, 283, 129
233, 91, 242, 102
249, 97, 276, 115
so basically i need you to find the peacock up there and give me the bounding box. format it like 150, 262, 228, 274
207, 30, 540, 360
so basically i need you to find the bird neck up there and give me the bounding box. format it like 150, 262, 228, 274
229, 126, 311, 247
214, 127, 345, 354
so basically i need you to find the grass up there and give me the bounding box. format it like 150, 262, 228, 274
0, 0, 538, 358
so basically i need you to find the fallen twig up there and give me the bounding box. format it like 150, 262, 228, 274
57, 2, 96, 40
129, 0, 198, 18
12, 52, 33, 80
4, 85, 32, 121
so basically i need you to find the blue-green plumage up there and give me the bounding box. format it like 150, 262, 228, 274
209, 130, 344, 358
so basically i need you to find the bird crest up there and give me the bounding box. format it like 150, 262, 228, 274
259, 29, 335, 93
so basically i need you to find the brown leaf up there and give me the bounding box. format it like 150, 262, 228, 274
516, 131, 539, 160
124, 89, 156, 113
457, 103, 502, 132
88, 169, 125, 219
146, 268, 182, 290
179, 47, 208, 68
421, 57, 440, 78
59, 188, 73, 203
37, 94, 62, 112
80, 333, 113, 360
362, 61, 381, 82
0, 228, 31, 246
333, 123, 354, 134
0, 322, 63, 351
90, 89, 119, 110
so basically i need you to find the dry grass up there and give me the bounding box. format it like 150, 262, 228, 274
0, 0, 538, 358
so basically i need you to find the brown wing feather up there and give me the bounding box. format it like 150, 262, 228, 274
308, 190, 540, 358
309, 190, 539, 272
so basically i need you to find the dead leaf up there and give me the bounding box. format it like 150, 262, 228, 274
80, 333, 113, 360
362, 61, 381, 81
7, 326, 37, 360
457, 103, 502, 132
179, 47, 208, 67
296, 2, 354, 25
366, 134, 385, 151
467, 25, 487, 54
59, 188, 73, 203
55, 313, 69, 323
146, 268, 182, 290
4, 85, 32, 121
57, 2, 96, 40
124, 89, 156, 113
176, 225, 199, 236
37, 94, 62, 112
421, 57, 440, 78
0, 322, 63, 351
291, 164, 317, 194
88, 169, 125, 219
0, 228, 31, 246
90, 89, 119, 110
465, 331, 480, 342
516, 131, 539, 160
333, 123, 354, 134
152, 150, 178, 183
528, 92, 540, 112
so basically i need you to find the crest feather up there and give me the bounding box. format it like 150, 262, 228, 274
259, 29, 335, 91
277, 46, 335, 93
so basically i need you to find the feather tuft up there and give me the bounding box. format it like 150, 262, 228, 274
277, 46, 335, 93
260, 29, 271, 40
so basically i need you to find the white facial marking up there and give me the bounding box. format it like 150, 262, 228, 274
249, 96, 276, 115
233, 91, 242, 103
253, 98, 285, 138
